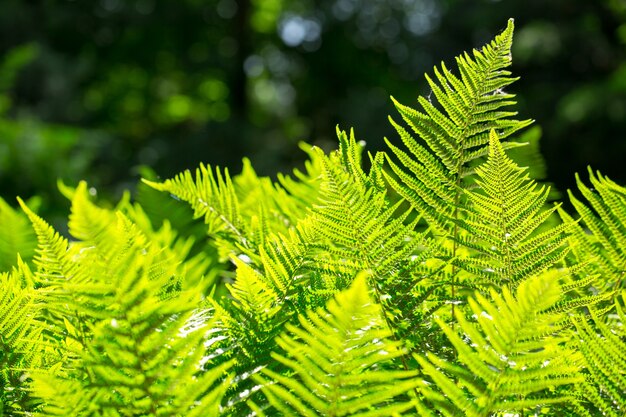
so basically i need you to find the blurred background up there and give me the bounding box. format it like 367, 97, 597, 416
0, 0, 625, 218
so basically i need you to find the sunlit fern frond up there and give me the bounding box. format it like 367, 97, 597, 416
572, 293, 626, 416
308, 128, 440, 347
384, 18, 532, 234
162, 219, 317, 415
24, 210, 233, 416
454, 131, 570, 289
234, 157, 316, 234
568, 169, 626, 292
144, 163, 245, 244
253, 273, 421, 416
223, 257, 284, 356
145, 148, 325, 265
310, 129, 423, 280
17, 197, 78, 289
0, 262, 45, 415
0, 197, 37, 272
417, 270, 584, 416
64, 180, 217, 292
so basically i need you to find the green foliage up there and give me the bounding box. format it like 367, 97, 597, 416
254, 273, 421, 417
0, 261, 44, 415
0, 18, 624, 417
565, 168, 626, 292
417, 270, 583, 416
384, 18, 531, 234
15, 190, 230, 416
572, 296, 626, 416
0, 197, 38, 271
454, 131, 570, 289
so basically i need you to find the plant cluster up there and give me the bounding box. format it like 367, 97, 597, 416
1, 19, 625, 416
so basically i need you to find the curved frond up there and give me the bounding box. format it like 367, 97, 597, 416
573, 294, 626, 416
568, 168, 626, 292
0, 197, 37, 272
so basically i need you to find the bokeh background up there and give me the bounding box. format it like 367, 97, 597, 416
1, 0, 625, 218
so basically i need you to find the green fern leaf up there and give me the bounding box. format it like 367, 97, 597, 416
0, 263, 45, 415
572, 294, 626, 416
0, 197, 37, 272
385, 18, 532, 233
455, 131, 570, 289
34, 215, 231, 416
417, 270, 583, 416
568, 168, 626, 292
254, 273, 421, 416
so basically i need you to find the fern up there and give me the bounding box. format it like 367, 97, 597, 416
0, 197, 38, 272
17, 192, 233, 416
385, 18, 532, 234
2, 16, 626, 417
254, 273, 421, 417
0, 261, 45, 415
417, 270, 583, 416
566, 169, 626, 293
454, 130, 570, 290
572, 294, 626, 416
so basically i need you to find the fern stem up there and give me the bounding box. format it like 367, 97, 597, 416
451, 179, 460, 323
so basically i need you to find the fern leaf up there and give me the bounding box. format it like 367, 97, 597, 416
254, 273, 421, 416
17, 197, 78, 288
418, 271, 583, 416
455, 131, 570, 289
569, 168, 626, 292
573, 294, 626, 416
0, 197, 37, 272
28, 212, 233, 416
0, 263, 45, 415
385, 18, 532, 233
144, 163, 244, 241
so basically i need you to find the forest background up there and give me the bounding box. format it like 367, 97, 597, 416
1, 0, 625, 223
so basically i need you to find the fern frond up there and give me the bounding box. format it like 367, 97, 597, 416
254, 273, 421, 416
17, 197, 78, 289
573, 294, 626, 416
0, 197, 37, 272
385, 18, 532, 233
0, 263, 45, 415
304, 128, 446, 355
455, 131, 570, 289
153, 219, 316, 414
569, 168, 626, 292
144, 163, 245, 243
145, 149, 324, 265
66, 180, 217, 292
27, 211, 233, 416
417, 270, 583, 416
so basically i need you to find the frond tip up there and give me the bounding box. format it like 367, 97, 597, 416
385, 18, 532, 232
455, 130, 570, 288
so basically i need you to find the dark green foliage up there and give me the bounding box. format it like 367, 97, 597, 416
0, 18, 624, 417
